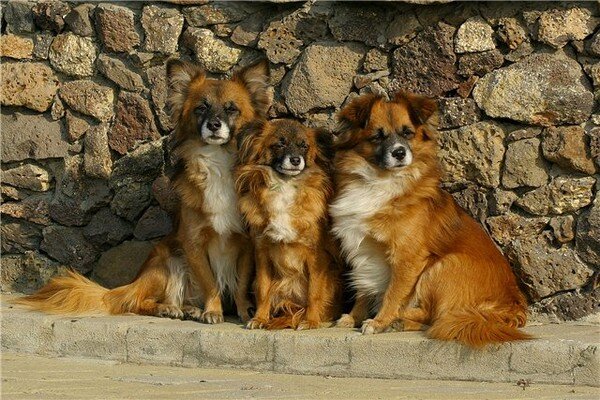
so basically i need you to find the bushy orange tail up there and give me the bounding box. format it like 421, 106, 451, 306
427, 305, 531, 348
264, 301, 305, 330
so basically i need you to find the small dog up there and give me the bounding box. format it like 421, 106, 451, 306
330, 92, 529, 347
15, 59, 271, 324
236, 119, 343, 330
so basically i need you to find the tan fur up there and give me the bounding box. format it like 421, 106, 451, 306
236, 119, 343, 330
332, 92, 530, 347
14, 59, 272, 324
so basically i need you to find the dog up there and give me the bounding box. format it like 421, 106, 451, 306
330, 92, 529, 347
14, 59, 271, 324
235, 119, 343, 330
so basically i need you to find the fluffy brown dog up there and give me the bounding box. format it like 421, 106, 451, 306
330, 92, 529, 347
15, 59, 271, 324
236, 119, 343, 330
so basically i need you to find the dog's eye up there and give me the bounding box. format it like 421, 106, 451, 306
297, 141, 308, 150
195, 102, 208, 115
274, 137, 287, 149
225, 103, 238, 113
402, 129, 415, 139
370, 129, 385, 142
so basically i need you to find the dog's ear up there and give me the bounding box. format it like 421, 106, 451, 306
166, 59, 205, 125
335, 94, 381, 149
237, 119, 266, 164
233, 59, 271, 118
394, 91, 438, 139
313, 128, 335, 170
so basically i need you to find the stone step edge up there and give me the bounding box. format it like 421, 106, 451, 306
1, 302, 598, 387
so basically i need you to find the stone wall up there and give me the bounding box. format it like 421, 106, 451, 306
1, 1, 598, 321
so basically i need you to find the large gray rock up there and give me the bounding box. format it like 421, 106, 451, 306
457, 49, 504, 77
1, 251, 68, 293
2, 164, 52, 191
182, 3, 248, 27
64, 4, 95, 37
473, 53, 594, 126
1, 109, 68, 162
49, 32, 97, 77
145, 65, 173, 132
486, 213, 549, 247
534, 287, 600, 321
502, 138, 549, 189
454, 16, 495, 53
438, 121, 506, 188
576, 194, 600, 268
329, 3, 389, 47
257, 20, 303, 65
83, 208, 133, 248
133, 206, 173, 240
283, 41, 364, 115
389, 22, 457, 97
1, 62, 58, 112
109, 92, 160, 155
386, 8, 421, 46
1, 193, 52, 226
1, 219, 42, 253
4, 1, 35, 33
506, 235, 594, 300
41, 225, 99, 273
141, 5, 184, 54
542, 126, 596, 174
536, 7, 596, 49
516, 176, 596, 216
96, 54, 145, 92
182, 27, 241, 73
84, 124, 112, 179
95, 3, 140, 53
92, 240, 154, 288
59, 80, 114, 122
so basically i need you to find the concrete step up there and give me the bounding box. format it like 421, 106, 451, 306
2, 295, 598, 387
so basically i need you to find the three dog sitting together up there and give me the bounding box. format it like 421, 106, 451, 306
17, 59, 529, 348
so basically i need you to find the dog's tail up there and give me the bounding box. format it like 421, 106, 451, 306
427, 303, 531, 348
264, 301, 306, 330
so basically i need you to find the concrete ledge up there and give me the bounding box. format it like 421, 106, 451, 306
2, 296, 598, 387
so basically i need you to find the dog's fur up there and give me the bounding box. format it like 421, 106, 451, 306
331, 92, 529, 347
236, 119, 343, 330
14, 59, 272, 324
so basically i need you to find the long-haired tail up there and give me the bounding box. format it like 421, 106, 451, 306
264, 301, 306, 330
427, 305, 531, 348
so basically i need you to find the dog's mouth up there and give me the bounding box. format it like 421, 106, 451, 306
276, 166, 303, 176
203, 135, 230, 145
274, 155, 305, 176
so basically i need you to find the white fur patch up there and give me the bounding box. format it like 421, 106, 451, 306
164, 257, 188, 307
264, 177, 298, 243
207, 235, 240, 295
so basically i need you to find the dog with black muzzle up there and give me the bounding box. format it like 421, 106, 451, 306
236, 119, 343, 330
330, 92, 530, 348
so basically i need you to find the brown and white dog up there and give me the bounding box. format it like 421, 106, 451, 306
15, 59, 271, 324
236, 119, 343, 330
330, 92, 529, 347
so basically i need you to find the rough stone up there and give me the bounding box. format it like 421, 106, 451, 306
32, 32, 53, 59
1, 110, 67, 162
576, 194, 600, 267
141, 5, 184, 55
536, 7, 596, 49
516, 177, 596, 216
96, 54, 145, 92
1, 219, 42, 253
386, 9, 421, 46
59, 80, 114, 122
502, 138, 549, 189
133, 206, 173, 240
50, 95, 64, 120
182, 3, 248, 27
488, 189, 518, 216
506, 235, 594, 300
4, 1, 34, 33
31, 0, 70, 33
457, 50, 504, 77
549, 215, 575, 244
84, 124, 112, 179
151, 175, 179, 216
49, 32, 97, 77
451, 185, 488, 222
456, 76, 478, 99
542, 126, 597, 174
231, 12, 264, 47
41, 225, 99, 272
0, 33, 33, 58
1, 251, 67, 293
589, 127, 600, 169
473, 53, 594, 126
496, 17, 528, 50
534, 287, 600, 321
146, 65, 173, 132
2, 164, 52, 192
95, 3, 140, 53
109, 92, 160, 155
65, 110, 91, 142
257, 20, 303, 65
353, 70, 389, 90
64, 4, 95, 37
182, 27, 241, 73
111, 183, 153, 222
92, 240, 154, 288
49, 155, 111, 227
363, 49, 388, 72
0, 194, 52, 226
1, 62, 58, 112
83, 208, 133, 248
455, 16, 495, 53
504, 41, 534, 63
389, 22, 457, 97
283, 41, 364, 115
486, 213, 549, 247
329, 3, 389, 47
587, 30, 600, 57
437, 121, 506, 188
507, 127, 542, 142
437, 97, 481, 129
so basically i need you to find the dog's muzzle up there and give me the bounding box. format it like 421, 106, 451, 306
380, 137, 413, 170
275, 154, 305, 176
200, 117, 230, 145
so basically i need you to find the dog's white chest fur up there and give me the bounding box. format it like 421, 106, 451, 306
194, 146, 244, 236
264, 179, 298, 243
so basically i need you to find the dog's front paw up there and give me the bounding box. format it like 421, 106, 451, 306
336, 313, 357, 328
156, 304, 184, 319
237, 306, 255, 324
201, 310, 224, 324
246, 317, 267, 330
296, 320, 320, 330
182, 305, 203, 321
361, 318, 389, 335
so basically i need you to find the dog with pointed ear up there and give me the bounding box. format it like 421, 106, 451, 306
329, 91, 530, 348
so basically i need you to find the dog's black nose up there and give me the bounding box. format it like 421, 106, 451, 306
206, 119, 221, 131
392, 147, 406, 160
290, 156, 301, 166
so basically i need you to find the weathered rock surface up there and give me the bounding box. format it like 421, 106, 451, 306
2, 164, 52, 192
182, 3, 248, 27
576, 194, 600, 268
41, 225, 99, 273
1, 193, 52, 226
145, 65, 172, 132
502, 138, 548, 189
83, 124, 112, 179
0, 33, 33, 58
486, 213, 549, 247
59, 80, 114, 122
109, 92, 160, 155
92, 240, 154, 288
257, 20, 303, 65
182, 27, 241, 72
438, 121, 506, 188
83, 208, 133, 248
141, 5, 184, 54
437, 97, 481, 129
49, 32, 97, 77
329, 3, 389, 47
363, 49, 388, 72
4, 1, 35, 33
536, 7, 596, 49
454, 16, 495, 53
1, 110, 68, 162
1, 251, 67, 293
283, 41, 364, 115
32, 32, 54, 59
457, 49, 504, 77
64, 4, 95, 37
95, 3, 140, 53
549, 215, 575, 244
1, 62, 58, 112
451, 185, 488, 222
516, 177, 596, 216
31, 0, 69, 33
473, 53, 594, 126
133, 206, 173, 240
542, 126, 596, 174
96, 54, 145, 92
